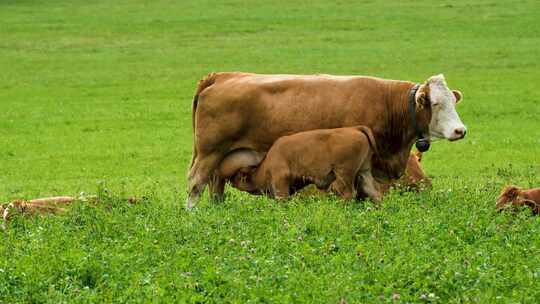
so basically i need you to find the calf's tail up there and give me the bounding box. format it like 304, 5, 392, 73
356, 126, 379, 157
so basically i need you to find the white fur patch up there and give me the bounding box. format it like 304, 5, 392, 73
427, 74, 466, 140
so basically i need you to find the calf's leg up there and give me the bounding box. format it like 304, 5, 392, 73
271, 174, 291, 200
314, 171, 336, 190
331, 169, 357, 200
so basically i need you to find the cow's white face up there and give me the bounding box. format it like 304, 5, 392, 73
426, 74, 467, 141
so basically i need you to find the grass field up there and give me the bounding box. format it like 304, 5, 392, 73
1, 0, 540, 302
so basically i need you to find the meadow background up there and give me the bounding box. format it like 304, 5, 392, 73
1, 0, 539, 302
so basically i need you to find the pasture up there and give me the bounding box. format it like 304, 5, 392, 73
1, 0, 539, 302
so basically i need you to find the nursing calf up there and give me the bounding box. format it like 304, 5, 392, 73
222, 126, 382, 202
221, 149, 430, 200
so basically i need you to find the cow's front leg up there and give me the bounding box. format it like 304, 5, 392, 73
359, 171, 382, 204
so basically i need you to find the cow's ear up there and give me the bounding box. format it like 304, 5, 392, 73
418, 92, 429, 106
417, 85, 430, 107
452, 90, 463, 103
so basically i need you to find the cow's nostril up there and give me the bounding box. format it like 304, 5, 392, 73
454, 128, 466, 138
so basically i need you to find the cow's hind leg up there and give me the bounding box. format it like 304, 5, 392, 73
208, 175, 226, 203
186, 152, 223, 210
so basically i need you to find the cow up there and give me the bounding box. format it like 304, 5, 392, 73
496, 186, 540, 215
222, 126, 381, 202
187, 72, 466, 209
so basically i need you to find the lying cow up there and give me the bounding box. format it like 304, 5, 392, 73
187, 72, 466, 209
1, 196, 74, 229
220, 126, 381, 202
496, 186, 540, 214
1, 195, 144, 229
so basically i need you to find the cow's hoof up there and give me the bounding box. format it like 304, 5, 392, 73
209, 193, 225, 204
185, 197, 196, 211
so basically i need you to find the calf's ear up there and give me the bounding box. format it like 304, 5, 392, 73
452, 90, 463, 103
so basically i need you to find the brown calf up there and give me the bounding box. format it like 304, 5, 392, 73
1, 196, 74, 229
222, 126, 382, 202
496, 186, 540, 214
220, 149, 430, 200
1, 195, 144, 229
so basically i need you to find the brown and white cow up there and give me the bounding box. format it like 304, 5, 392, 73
496, 186, 540, 214
187, 72, 466, 209
224, 126, 381, 202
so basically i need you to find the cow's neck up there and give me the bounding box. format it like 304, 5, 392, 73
371, 81, 430, 181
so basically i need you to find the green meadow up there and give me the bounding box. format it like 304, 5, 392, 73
1, 0, 539, 302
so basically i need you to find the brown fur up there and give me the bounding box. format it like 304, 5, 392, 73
1, 195, 145, 229
496, 186, 540, 214
222, 149, 431, 200
402, 151, 432, 189
23, 196, 75, 207
186, 72, 462, 208
190, 72, 217, 169
225, 126, 382, 202
2, 198, 71, 229
385, 151, 432, 192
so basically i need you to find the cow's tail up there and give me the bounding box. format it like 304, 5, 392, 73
357, 126, 379, 158
189, 73, 217, 171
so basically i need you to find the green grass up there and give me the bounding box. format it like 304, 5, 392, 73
1, 0, 539, 302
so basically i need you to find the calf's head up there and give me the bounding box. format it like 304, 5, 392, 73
496, 185, 521, 210
496, 185, 540, 214
230, 167, 258, 193
421, 74, 467, 141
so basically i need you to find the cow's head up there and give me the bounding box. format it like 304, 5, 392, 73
419, 74, 467, 141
